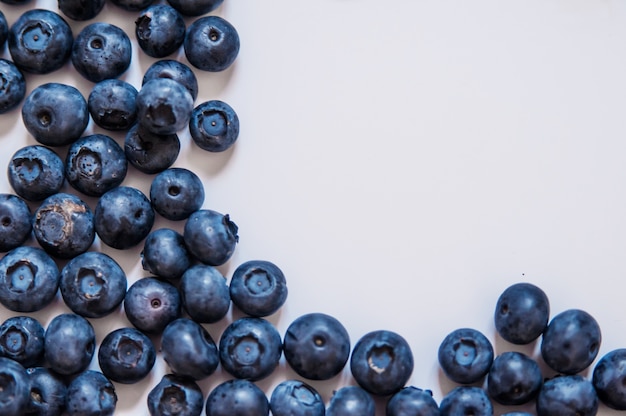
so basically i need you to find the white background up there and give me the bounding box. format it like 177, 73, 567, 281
2, 0, 626, 415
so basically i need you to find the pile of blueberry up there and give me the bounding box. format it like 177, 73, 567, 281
0, 1, 625, 415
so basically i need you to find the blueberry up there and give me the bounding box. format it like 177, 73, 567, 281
0, 315, 44, 367
437, 327, 494, 384
0, 0, 32, 4
536, 375, 598, 416
0, 357, 30, 415
179, 264, 230, 324
8, 9, 73, 74
142, 59, 199, 101
229, 260, 287, 318
283, 312, 350, 380
166, 0, 223, 16
592, 348, 626, 410
147, 374, 204, 416
0, 246, 60, 312
44, 313, 96, 376
141, 228, 191, 280
98, 327, 156, 384
269, 379, 325, 416
124, 276, 181, 334
184, 15, 240, 72
33, 192, 95, 259
0, 193, 32, 252
60, 251, 127, 318
58, 0, 105, 20
94, 186, 155, 250
136, 78, 194, 135
386, 386, 440, 416
21, 82, 89, 147
161, 318, 219, 380
184, 209, 238, 266
350, 329, 414, 396
486, 351, 542, 406
150, 167, 204, 221
494, 282, 550, 345
540, 308, 601, 374
135, 5, 186, 58
65, 370, 117, 416
25, 367, 67, 416
65, 134, 128, 197
88, 79, 138, 131
327, 385, 376, 416
439, 386, 493, 416
190, 100, 240, 152
110, 0, 155, 11
219, 317, 282, 381
124, 123, 181, 174
71, 22, 132, 83
7, 145, 65, 202
0, 11, 6, 48
205, 379, 269, 416
0, 59, 26, 114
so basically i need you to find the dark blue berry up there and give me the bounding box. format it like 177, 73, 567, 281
98, 327, 156, 384
486, 351, 542, 406
190, 100, 239, 152
124, 276, 181, 334
161, 318, 219, 380
184, 209, 238, 266
592, 348, 626, 410
205, 379, 269, 416
0, 59, 26, 114
167, 0, 223, 16
149, 167, 204, 221
142, 59, 198, 101
58, 0, 105, 20
0, 315, 44, 367
494, 282, 550, 344
386, 386, 440, 416
179, 264, 230, 324
65, 370, 117, 416
439, 386, 493, 416
438, 327, 494, 384
0, 193, 32, 252
135, 5, 186, 58
7, 145, 65, 202
124, 124, 181, 174
147, 374, 204, 416
0, 357, 29, 415
110, 0, 154, 11
44, 313, 96, 376
88, 79, 138, 131
0, 11, 6, 48
184, 15, 240, 72
270, 379, 324, 416
136, 78, 194, 135
229, 260, 287, 317
141, 228, 191, 280
327, 385, 376, 416
25, 367, 67, 416
536, 375, 598, 416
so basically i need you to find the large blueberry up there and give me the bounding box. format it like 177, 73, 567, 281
0, 246, 60, 312
44, 313, 95, 376
592, 348, 626, 410
147, 374, 204, 416
142, 59, 198, 101
270, 379, 324, 416
98, 327, 156, 384
283, 312, 350, 380
180, 264, 230, 324
71, 22, 132, 83
439, 386, 493, 416
58, 0, 105, 20
540, 308, 601, 374
124, 123, 181, 174
60, 251, 127, 318
141, 228, 191, 280
32, 192, 95, 259
25, 367, 67, 416
229, 259, 287, 317
136, 78, 194, 135
167, 0, 223, 16
494, 282, 550, 344
190, 100, 239, 152
219, 317, 282, 381
21, 82, 89, 147
184, 15, 240, 72
437, 327, 494, 385
350, 329, 414, 396
0, 315, 44, 367
150, 167, 204, 221
486, 351, 542, 406
205, 379, 269, 416
135, 5, 185, 58
0, 357, 30, 415
88, 79, 138, 131
327, 385, 376, 416
8, 9, 73, 74
536, 375, 598, 416
124, 276, 181, 334
183, 209, 238, 266
0, 59, 26, 113
7, 145, 65, 202
0, 193, 32, 252
65, 370, 117, 416
386, 386, 440, 416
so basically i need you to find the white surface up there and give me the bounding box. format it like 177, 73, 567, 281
2, 0, 626, 414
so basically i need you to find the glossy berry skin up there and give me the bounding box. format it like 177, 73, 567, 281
58, 0, 105, 20
190, 100, 240, 152
540, 308, 601, 374
0, 193, 32, 252
205, 379, 269, 416
136, 78, 194, 135
592, 348, 626, 410
8, 9, 73, 74
439, 386, 493, 416
7, 145, 65, 202
283, 312, 350, 380
270, 379, 324, 416
167, 0, 223, 16
536, 375, 598, 416
44, 313, 96, 376
184, 16, 240, 72
21, 83, 89, 147
65, 134, 128, 197
386, 387, 439, 416
150, 167, 204, 221
219, 317, 282, 381
110, 0, 154, 11
494, 282, 550, 345
136, 5, 186, 58
161, 318, 219, 381
327, 386, 376, 416
0, 357, 30, 415
142, 59, 199, 101
438, 327, 494, 385
98, 327, 156, 384
33, 192, 95, 259
25, 367, 67, 416
230, 260, 287, 317
60, 251, 127, 318
124, 124, 181, 174
94, 186, 155, 250
184, 209, 239, 266
350, 329, 414, 396
147, 374, 204, 416
88, 79, 138, 131
71, 23, 132, 83
0, 59, 26, 113
124, 277, 181, 334
0, 246, 60, 312
486, 351, 542, 406
141, 228, 191, 280
65, 370, 117, 416
0, 315, 44, 367
179, 265, 230, 323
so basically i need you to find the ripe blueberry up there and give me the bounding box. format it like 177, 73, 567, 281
437, 327, 494, 384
